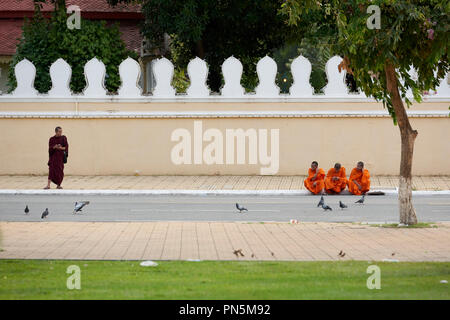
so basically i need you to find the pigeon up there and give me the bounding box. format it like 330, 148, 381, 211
322, 203, 332, 211
24, 205, 29, 215
317, 195, 324, 207
251, 253, 255, 258
270, 252, 275, 257
355, 195, 365, 204
73, 201, 90, 214
41, 208, 49, 219
233, 249, 244, 257
236, 203, 248, 213
339, 201, 347, 209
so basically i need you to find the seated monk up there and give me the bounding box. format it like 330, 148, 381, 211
325, 163, 348, 194
304, 161, 325, 195
348, 161, 371, 195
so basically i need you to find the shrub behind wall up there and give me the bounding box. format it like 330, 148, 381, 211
8, 7, 138, 94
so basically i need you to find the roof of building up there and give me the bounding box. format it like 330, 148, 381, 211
0, 0, 143, 56
0, 0, 141, 13
0, 19, 24, 56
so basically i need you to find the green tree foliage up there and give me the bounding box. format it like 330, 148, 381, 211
281, 0, 449, 120
8, 3, 138, 94
108, 0, 300, 92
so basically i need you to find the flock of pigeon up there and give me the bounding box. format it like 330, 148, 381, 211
318, 194, 365, 211
24, 196, 364, 219
23, 197, 366, 262
235, 194, 365, 214
23, 201, 90, 219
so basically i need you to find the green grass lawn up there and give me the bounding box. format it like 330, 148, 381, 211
371, 222, 439, 228
0, 260, 448, 299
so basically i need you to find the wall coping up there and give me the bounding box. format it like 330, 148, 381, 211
0, 95, 449, 103
1, 110, 448, 119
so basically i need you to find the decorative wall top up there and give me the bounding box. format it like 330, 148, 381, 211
12, 59, 38, 97
1, 55, 449, 101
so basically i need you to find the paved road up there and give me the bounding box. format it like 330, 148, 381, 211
0, 194, 449, 223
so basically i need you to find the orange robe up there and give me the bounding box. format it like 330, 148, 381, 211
304, 168, 325, 194
325, 167, 347, 194
348, 168, 370, 195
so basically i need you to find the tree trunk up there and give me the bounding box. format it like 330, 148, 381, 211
196, 40, 205, 59
384, 62, 418, 225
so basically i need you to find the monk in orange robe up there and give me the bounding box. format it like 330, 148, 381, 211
304, 161, 325, 195
348, 161, 371, 195
325, 163, 347, 194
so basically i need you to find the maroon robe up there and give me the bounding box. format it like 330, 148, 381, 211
48, 135, 68, 186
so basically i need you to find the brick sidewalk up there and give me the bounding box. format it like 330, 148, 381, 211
1, 222, 449, 261
0, 175, 449, 190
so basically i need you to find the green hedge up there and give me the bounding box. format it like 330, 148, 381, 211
8, 8, 138, 94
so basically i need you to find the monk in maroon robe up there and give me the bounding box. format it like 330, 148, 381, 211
45, 127, 68, 189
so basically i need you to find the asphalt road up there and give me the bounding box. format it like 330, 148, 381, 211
0, 194, 449, 223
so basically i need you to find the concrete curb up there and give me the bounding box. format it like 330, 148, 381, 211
0, 189, 449, 196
